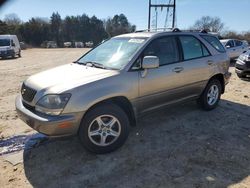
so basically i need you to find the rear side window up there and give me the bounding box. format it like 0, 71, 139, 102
201, 35, 226, 52
235, 40, 243, 47
144, 36, 180, 66
179, 36, 209, 60
226, 40, 235, 48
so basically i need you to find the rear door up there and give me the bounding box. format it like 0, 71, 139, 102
234, 40, 246, 56
226, 40, 237, 58
176, 35, 213, 95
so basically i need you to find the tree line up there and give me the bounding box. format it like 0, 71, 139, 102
0, 12, 136, 47
1, 13, 250, 46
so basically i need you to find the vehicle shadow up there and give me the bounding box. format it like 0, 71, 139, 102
0, 57, 18, 61
23, 100, 250, 188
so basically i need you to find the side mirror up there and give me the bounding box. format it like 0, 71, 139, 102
142, 56, 159, 69
11, 41, 15, 47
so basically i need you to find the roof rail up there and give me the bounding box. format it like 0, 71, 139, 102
135, 28, 173, 33
135, 28, 210, 34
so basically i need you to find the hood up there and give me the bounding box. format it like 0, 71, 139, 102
25, 63, 119, 93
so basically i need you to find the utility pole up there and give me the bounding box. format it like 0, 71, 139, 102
148, 0, 151, 30
172, 0, 176, 28
148, 0, 176, 30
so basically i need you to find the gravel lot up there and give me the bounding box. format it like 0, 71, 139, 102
0, 48, 250, 188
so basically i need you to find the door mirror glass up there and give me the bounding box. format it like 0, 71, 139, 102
142, 56, 159, 69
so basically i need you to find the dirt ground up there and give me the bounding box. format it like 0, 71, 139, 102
0, 48, 249, 188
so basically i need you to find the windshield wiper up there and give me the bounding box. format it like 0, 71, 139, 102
74, 61, 119, 70
85, 61, 106, 69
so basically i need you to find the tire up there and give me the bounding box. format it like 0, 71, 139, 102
197, 79, 222, 111
18, 50, 21, 57
78, 103, 130, 154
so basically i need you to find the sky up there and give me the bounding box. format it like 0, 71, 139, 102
0, 0, 250, 32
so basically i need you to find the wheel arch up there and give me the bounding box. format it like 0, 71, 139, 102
80, 96, 137, 132
208, 73, 225, 94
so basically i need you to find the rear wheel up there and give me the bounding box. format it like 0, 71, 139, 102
78, 103, 130, 154
18, 50, 21, 57
197, 79, 222, 111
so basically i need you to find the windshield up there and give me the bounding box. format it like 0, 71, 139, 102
0, 39, 10, 47
77, 37, 147, 70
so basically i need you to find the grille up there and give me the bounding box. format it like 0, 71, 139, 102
21, 84, 37, 102
23, 101, 35, 112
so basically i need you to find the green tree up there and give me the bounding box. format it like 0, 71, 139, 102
50, 12, 62, 46
105, 14, 136, 37
0, 20, 10, 34
18, 18, 50, 46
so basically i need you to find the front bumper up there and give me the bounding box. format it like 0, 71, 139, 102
235, 59, 250, 75
15, 95, 83, 137
0, 50, 14, 57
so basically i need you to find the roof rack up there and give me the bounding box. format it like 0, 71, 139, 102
135, 28, 173, 33
135, 28, 209, 34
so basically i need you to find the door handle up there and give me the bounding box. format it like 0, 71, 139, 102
173, 67, 184, 73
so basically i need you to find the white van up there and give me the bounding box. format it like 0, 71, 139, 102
0, 35, 21, 58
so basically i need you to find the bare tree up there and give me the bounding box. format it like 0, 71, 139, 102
4, 13, 22, 25
192, 16, 224, 33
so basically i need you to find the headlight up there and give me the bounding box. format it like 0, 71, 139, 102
35, 94, 71, 115
239, 55, 247, 62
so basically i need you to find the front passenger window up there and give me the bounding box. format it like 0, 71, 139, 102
144, 36, 180, 66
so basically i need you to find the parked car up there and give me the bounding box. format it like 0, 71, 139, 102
220, 39, 248, 60
235, 51, 250, 78
20, 42, 27, 50
0, 35, 21, 58
64, 42, 72, 48
41, 41, 57, 48
85, 41, 94, 48
16, 29, 231, 154
74, 42, 84, 48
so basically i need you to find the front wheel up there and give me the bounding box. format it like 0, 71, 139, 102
197, 79, 222, 111
78, 103, 130, 154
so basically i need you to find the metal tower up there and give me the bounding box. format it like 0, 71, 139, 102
148, 0, 176, 30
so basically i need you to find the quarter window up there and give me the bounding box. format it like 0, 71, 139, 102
226, 40, 235, 48
235, 40, 243, 47
144, 36, 180, 66
179, 36, 209, 60
201, 35, 226, 52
